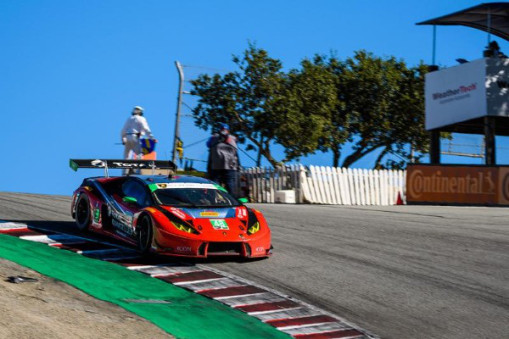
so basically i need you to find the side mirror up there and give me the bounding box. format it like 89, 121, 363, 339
238, 197, 249, 203
122, 196, 138, 204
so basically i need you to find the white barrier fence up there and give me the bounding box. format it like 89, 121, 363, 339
241, 165, 406, 205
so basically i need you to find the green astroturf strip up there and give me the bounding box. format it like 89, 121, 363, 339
0, 234, 290, 339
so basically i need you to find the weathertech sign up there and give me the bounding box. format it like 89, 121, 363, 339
407, 165, 509, 205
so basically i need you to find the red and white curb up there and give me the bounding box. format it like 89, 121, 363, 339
0, 221, 377, 339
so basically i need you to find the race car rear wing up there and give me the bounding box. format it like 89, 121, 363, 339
69, 159, 177, 177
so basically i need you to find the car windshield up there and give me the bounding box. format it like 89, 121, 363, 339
153, 187, 241, 207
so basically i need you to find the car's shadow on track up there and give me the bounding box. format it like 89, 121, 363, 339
6, 219, 267, 266
5, 219, 134, 249
8, 220, 80, 235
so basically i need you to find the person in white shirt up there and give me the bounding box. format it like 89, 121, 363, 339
120, 106, 154, 160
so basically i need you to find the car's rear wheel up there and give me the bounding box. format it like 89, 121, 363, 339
137, 215, 153, 255
75, 194, 91, 231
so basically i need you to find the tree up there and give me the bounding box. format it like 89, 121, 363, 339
327, 51, 430, 169
307, 55, 352, 167
191, 44, 283, 166
274, 57, 338, 162
190, 44, 335, 167
192, 46, 432, 170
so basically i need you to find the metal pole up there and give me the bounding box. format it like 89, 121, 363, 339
487, 9, 492, 44
430, 130, 440, 164
172, 61, 185, 164
484, 116, 496, 165
432, 25, 436, 65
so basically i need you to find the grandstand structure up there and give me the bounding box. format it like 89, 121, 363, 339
417, 2, 509, 165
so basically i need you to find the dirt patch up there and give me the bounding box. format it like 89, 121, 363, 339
0, 259, 172, 338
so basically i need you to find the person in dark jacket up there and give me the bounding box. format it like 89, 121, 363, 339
207, 123, 240, 196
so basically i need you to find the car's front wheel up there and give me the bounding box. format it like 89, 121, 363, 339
137, 215, 153, 254
75, 194, 91, 231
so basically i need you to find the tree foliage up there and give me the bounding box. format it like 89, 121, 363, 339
191, 45, 430, 169
190, 44, 335, 166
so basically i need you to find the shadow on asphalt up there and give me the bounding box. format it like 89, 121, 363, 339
3, 219, 267, 266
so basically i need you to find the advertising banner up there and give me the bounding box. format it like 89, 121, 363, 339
425, 58, 487, 130
406, 164, 509, 205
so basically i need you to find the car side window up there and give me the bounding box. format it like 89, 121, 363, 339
122, 180, 150, 207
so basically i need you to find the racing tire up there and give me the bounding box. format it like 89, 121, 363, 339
137, 215, 153, 255
75, 194, 91, 231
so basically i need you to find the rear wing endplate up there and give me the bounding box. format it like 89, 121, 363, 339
69, 159, 176, 177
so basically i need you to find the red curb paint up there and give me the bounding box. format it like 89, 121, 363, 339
1, 226, 373, 339
199, 285, 267, 298
0, 227, 29, 233
1, 229, 44, 237
293, 328, 365, 339
267, 315, 337, 328
236, 300, 301, 313
159, 270, 224, 283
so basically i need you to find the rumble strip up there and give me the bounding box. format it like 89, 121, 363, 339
0, 221, 376, 339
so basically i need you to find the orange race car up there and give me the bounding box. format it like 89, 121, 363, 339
70, 159, 272, 258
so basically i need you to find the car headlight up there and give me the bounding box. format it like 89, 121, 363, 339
172, 221, 198, 234
247, 221, 260, 235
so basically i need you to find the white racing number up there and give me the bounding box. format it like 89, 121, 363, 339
210, 219, 229, 230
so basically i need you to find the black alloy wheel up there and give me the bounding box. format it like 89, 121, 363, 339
75, 195, 91, 231
138, 215, 153, 255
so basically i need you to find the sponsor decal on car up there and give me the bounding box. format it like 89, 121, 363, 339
111, 209, 135, 236
214, 184, 228, 192
210, 219, 229, 230
236, 207, 247, 219
176, 246, 192, 253
169, 207, 187, 220
200, 211, 220, 217
157, 183, 218, 190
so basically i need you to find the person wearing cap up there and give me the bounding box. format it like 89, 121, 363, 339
120, 106, 154, 161
206, 123, 240, 196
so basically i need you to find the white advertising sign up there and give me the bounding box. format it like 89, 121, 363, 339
425, 58, 487, 130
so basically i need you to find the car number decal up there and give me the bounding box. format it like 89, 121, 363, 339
210, 219, 229, 230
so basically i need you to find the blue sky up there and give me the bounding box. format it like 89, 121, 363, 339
2, 0, 508, 195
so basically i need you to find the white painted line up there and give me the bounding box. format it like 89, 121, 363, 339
173, 277, 224, 286
214, 292, 266, 300
219, 292, 286, 307
280, 322, 348, 335
248, 305, 302, 316
19, 234, 87, 245
185, 278, 245, 292
129, 265, 202, 276
255, 307, 320, 322
0, 221, 28, 230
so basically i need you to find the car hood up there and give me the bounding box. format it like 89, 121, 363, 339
156, 205, 250, 240
179, 207, 237, 219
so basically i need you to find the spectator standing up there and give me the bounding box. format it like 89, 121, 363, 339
207, 123, 240, 196
121, 106, 154, 160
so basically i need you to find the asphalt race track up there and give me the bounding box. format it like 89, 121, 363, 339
1, 192, 509, 338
